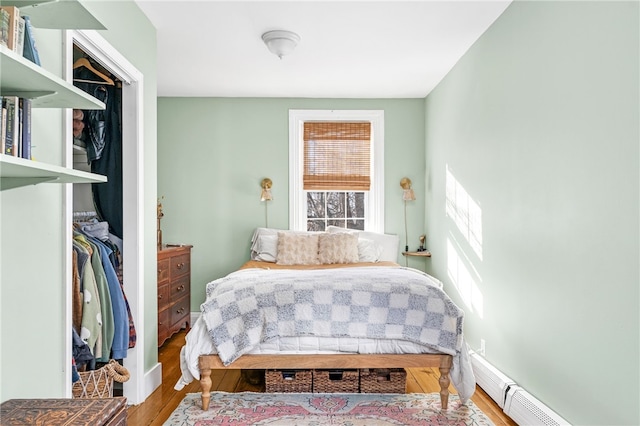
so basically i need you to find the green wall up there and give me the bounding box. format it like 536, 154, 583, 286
0, 1, 157, 400
157, 98, 426, 309
424, 1, 639, 424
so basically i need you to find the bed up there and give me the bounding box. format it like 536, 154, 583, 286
174, 229, 476, 411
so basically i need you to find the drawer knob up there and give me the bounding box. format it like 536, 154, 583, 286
177, 284, 185, 291
158, 294, 163, 299
176, 262, 185, 270
177, 307, 185, 314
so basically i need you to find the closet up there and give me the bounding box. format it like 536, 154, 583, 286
64, 30, 146, 403
70, 44, 131, 396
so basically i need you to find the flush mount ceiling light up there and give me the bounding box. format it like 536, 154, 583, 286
261, 30, 300, 59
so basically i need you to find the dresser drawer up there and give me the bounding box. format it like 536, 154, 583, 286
158, 258, 170, 284
170, 296, 190, 327
158, 283, 170, 310
170, 276, 189, 301
170, 253, 190, 279
158, 308, 170, 347
157, 245, 192, 347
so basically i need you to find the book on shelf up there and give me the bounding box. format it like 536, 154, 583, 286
0, 97, 4, 154
0, 8, 9, 48
3, 96, 19, 156
14, 15, 24, 56
19, 98, 31, 160
17, 100, 22, 158
1, 98, 6, 155
0, 6, 23, 54
22, 15, 40, 65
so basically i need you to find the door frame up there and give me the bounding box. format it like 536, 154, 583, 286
62, 29, 153, 404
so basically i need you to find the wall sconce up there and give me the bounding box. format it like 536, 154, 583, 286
400, 177, 416, 253
261, 178, 273, 227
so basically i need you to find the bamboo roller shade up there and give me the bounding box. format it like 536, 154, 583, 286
303, 122, 371, 191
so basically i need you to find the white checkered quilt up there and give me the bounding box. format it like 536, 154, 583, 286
200, 266, 465, 366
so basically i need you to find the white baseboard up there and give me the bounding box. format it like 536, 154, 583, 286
191, 311, 201, 325
144, 362, 163, 402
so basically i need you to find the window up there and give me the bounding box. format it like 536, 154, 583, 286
289, 110, 384, 232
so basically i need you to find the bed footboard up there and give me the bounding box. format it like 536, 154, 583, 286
198, 353, 453, 411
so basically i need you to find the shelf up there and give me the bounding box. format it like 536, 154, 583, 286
0, 45, 105, 109
402, 251, 432, 257
0, 154, 106, 191
4, 0, 105, 30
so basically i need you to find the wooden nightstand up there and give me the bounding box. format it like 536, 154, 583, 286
158, 245, 192, 347
402, 250, 431, 267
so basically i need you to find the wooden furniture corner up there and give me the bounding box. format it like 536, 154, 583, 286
157, 244, 192, 347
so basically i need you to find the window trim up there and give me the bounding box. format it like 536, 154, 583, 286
289, 109, 384, 232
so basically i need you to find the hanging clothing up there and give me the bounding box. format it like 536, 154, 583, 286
74, 65, 123, 239
101, 237, 137, 349
72, 328, 94, 371
78, 233, 115, 362
72, 250, 83, 335
91, 83, 123, 239
85, 234, 130, 359
72, 239, 102, 356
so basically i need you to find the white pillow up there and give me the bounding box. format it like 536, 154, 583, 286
318, 233, 359, 264
326, 226, 399, 262
276, 231, 320, 265
357, 237, 384, 263
250, 228, 284, 260
253, 234, 278, 262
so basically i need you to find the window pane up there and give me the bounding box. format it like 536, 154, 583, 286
307, 191, 365, 231
326, 192, 345, 219
346, 192, 364, 218
347, 219, 365, 231
327, 219, 346, 228
307, 220, 325, 231
307, 192, 325, 218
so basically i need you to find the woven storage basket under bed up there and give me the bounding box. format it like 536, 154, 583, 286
313, 369, 359, 393
360, 368, 406, 393
72, 360, 130, 398
265, 369, 312, 393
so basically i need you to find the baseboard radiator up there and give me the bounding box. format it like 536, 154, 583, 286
469, 351, 571, 425
503, 386, 571, 426
469, 351, 516, 408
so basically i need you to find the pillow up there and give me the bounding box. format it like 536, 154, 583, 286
253, 234, 278, 262
326, 226, 399, 262
250, 228, 284, 260
318, 232, 359, 264
276, 231, 320, 265
357, 237, 384, 263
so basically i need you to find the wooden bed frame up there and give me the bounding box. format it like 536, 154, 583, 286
198, 353, 453, 411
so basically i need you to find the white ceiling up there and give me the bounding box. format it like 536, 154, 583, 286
135, 1, 512, 98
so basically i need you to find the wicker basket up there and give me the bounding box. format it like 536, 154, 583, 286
359, 368, 406, 393
72, 360, 130, 398
265, 369, 312, 393
313, 369, 359, 393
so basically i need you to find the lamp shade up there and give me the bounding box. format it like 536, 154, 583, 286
262, 30, 300, 59
400, 177, 416, 201
260, 178, 273, 201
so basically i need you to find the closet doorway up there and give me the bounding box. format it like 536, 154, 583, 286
63, 30, 148, 404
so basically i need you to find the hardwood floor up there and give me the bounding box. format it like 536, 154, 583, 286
127, 331, 517, 425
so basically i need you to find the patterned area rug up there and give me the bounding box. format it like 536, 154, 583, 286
164, 392, 495, 425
